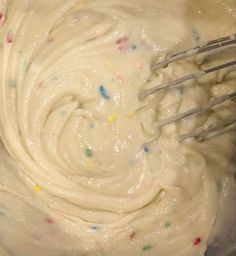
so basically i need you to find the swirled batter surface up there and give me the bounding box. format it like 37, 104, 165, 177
0, 0, 236, 256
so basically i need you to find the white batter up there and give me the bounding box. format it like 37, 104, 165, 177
0, 0, 235, 256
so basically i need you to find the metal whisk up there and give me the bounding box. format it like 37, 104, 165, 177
138, 34, 236, 142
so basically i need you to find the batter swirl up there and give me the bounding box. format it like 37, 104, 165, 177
0, 0, 235, 255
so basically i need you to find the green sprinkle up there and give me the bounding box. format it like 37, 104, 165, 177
142, 245, 152, 251
86, 148, 93, 157
179, 87, 184, 94
24, 61, 31, 72
165, 221, 171, 228
9, 80, 16, 88
132, 44, 137, 50
60, 110, 67, 116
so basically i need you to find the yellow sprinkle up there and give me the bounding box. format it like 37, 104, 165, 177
108, 113, 119, 124
106, 62, 116, 72
127, 111, 135, 118
33, 185, 42, 192
87, 161, 95, 169
78, 0, 85, 8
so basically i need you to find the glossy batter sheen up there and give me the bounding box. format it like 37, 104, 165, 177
0, 0, 235, 256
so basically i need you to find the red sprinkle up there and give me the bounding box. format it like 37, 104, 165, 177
45, 217, 54, 224
6, 32, 13, 43
193, 237, 202, 246
129, 231, 136, 239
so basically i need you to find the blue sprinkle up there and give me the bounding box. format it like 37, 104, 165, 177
191, 29, 201, 43
99, 85, 110, 99
91, 225, 100, 230
144, 146, 149, 153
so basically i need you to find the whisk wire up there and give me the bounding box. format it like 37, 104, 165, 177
152, 34, 236, 70
139, 34, 236, 141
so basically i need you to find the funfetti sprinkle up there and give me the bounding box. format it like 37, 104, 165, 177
0, 13, 6, 26
164, 221, 171, 228
129, 231, 137, 239
99, 85, 110, 99
9, 80, 16, 88
134, 59, 144, 71
45, 217, 54, 224
116, 73, 125, 83
47, 36, 54, 43
91, 225, 100, 230
6, 31, 14, 43
108, 113, 118, 124
142, 245, 152, 251
193, 237, 202, 246
86, 148, 94, 157
127, 111, 135, 118
116, 36, 130, 51
33, 185, 43, 192
87, 161, 95, 169
38, 80, 44, 89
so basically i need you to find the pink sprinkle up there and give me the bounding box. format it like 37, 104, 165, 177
47, 37, 54, 43
116, 37, 128, 44
116, 37, 130, 51
38, 80, 44, 88
0, 13, 6, 25
32, 234, 41, 240
129, 231, 136, 239
134, 59, 143, 71
45, 217, 54, 224
193, 237, 202, 246
6, 32, 13, 43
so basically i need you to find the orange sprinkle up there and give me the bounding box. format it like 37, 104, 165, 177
116, 73, 125, 83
